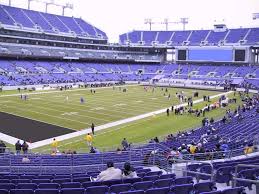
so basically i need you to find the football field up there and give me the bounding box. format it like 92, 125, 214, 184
0, 85, 240, 152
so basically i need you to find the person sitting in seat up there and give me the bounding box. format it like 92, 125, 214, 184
95, 161, 122, 181
122, 162, 138, 179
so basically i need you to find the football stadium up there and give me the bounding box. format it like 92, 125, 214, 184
0, 0, 258, 193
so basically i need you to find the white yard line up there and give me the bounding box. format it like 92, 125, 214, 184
27, 91, 232, 149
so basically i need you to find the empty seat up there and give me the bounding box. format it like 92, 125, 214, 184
38, 183, 60, 189
119, 190, 144, 194
221, 187, 245, 194
0, 183, 15, 191
173, 177, 193, 185
0, 189, 8, 194
86, 185, 109, 194
60, 188, 85, 194
109, 183, 131, 193
123, 177, 142, 184
10, 189, 34, 194
159, 174, 175, 179
17, 183, 38, 190
215, 166, 234, 186
12, 179, 31, 184
154, 178, 173, 188
61, 182, 81, 188
146, 171, 162, 176
73, 177, 90, 183
133, 181, 153, 191
145, 187, 170, 194
0, 180, 10, 183
52, 178, 71, 184
142, 175, 159, 182
38, 175, 53, 180
32, 179, 51, 184
35, 189, 59, 194
102, 179, 122, 187
194, 182, 216, 194
171, 184, 193, 194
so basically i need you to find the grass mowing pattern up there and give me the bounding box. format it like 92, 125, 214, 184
0, 86, 241, 153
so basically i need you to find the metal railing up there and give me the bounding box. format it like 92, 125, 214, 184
233, 164, 259, 194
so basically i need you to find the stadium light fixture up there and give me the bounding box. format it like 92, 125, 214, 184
144, 18, 154, 31
147, 17, 189, 31
27, 0, 73, 15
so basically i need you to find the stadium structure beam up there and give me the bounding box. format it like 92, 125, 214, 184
145, 17, 189, 31
27, 0, 73, 15
253, 13, 259, 20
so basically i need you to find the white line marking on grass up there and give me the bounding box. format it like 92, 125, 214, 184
90, 107, 105, 111
151, 98, 157, 100
27, 91, 233, 149
61, 112, 78, 116
31, 98, 41, 100
135, 100, 143, 103
113, 103, 126, 107
0, 84, 139, 98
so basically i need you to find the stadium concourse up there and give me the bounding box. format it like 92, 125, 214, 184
0, 2, 259, 194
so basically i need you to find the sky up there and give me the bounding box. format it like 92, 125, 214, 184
1, 0, 259, 43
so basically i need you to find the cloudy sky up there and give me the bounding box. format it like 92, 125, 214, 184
1, 0, 259, 42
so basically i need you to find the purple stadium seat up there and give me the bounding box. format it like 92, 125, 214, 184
171, 184, 193, 194
193, 182, 217, 194
35, 189, 59, 194
119, 190, 145, 194
142, 175, 159, 182
132, 181, 153, 191
0, 189, 8, 194
86, 185, 109, 194
221, 187, 245, 194
38, 183, 60, 189
61, 182, 81, 188
153, 178, 173, 188
0, 183, 15, 191
123, 177, 142, 184
32, 179, 51, 184
10, 189, 34, 194
109, 183, 132, 193
60, 188, 85, 194
17, 183, 38, 190
145, 187, 170, 194
173, 177, 193, 185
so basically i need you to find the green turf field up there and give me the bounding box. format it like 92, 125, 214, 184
0, 85, 242, 153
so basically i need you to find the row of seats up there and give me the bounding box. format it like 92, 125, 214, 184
0, 184, 245, 194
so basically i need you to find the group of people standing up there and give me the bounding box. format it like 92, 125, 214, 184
15, 140, 29, 154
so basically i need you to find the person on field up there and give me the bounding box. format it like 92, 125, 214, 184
85, 133, 93, 146
51, 138, 59, 153
91, 123, 95, 135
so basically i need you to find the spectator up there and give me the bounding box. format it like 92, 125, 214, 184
0, 141, 6, 153
90, 146, 96, 153
121, 138, 129, 150
22, 141, 29, 154
85, 133, 93, 147
22, 155, 30, 163
95, 161, 122, 181
15, 140, 22, 154
122, 162, 138, 179
154, 137, 159, 143
244, 143, 254, 155
189, 142, 197, 154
